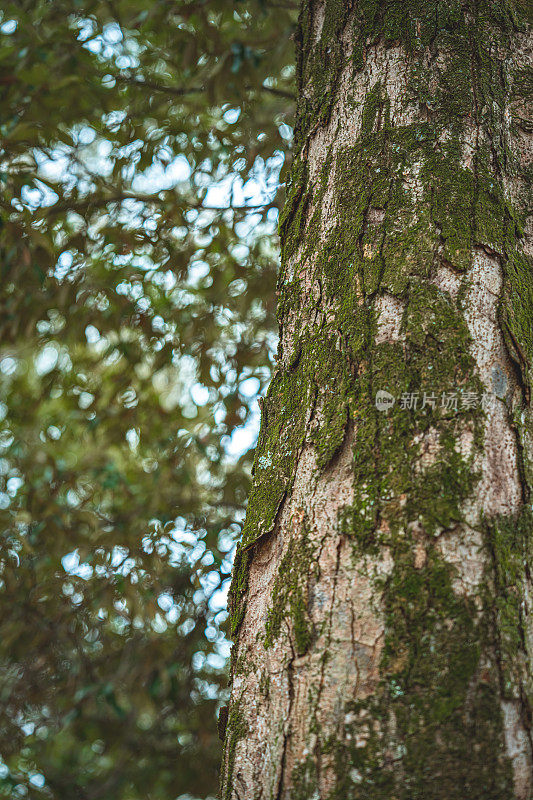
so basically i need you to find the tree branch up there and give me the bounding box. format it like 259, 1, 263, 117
115, 75, 295, 102
35, 191, 278, 218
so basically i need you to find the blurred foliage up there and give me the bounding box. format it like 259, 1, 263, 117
0, 1, 296, 798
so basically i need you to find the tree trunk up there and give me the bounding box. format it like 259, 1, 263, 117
221, 2, 533, 797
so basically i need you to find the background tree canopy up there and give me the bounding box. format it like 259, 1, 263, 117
0, 2, 296, 797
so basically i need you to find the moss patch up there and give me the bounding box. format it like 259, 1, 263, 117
328, 550, 515, 799
264, 522, 316, 654
485, 506, 533, 702
220, 699, 247, 800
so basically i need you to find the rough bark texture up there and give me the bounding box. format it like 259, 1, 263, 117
221, 2, 533, 798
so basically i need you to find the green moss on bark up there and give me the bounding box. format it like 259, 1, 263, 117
264, 525, 316, 654
485, 506, 533, 702
220, 699, 247, 800
327, 550, 515, 799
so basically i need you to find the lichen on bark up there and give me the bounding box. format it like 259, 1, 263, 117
222, 1, 533, 797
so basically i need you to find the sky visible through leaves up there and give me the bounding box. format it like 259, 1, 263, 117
0, 2, 296, 798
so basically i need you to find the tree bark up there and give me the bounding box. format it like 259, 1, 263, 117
221, 2, 533, 798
